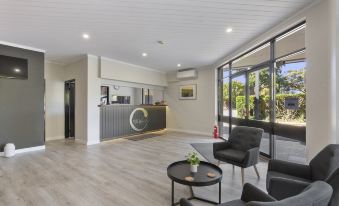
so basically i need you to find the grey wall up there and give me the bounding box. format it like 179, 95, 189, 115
0, 44, 45, 150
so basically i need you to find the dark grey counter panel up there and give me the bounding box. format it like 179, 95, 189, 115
100, 105, 166, 140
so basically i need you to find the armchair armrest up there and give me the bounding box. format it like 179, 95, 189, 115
180, 198, 194, 206
268, 177, 310, 200
243, 147, 260, 167
213, 141, 231, 154
268, 159, 311, 180
241, 183, 276, 202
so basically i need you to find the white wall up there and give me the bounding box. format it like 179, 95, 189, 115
305, 0, 337, 159
86, 55, 101, 145
63, 58, 87, 143
100, 57, 167, 87
335, 0, 339, 144
44, 62, 65, 141
165, 66, 217, 136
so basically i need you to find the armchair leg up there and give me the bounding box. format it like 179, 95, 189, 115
232, 165, 235, 171
254, 165, 260, 179
241, 168, 244, 185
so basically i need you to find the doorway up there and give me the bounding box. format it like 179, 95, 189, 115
65, 79, 75, 138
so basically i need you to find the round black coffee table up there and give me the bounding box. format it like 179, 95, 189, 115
167, 160, 223, 205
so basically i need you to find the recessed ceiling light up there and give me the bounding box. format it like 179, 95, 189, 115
177, 64, 181, 68
14, 68, 21, 73
82, 33, 90, 39
142, 52, 148, 57
226, 28, 233, 33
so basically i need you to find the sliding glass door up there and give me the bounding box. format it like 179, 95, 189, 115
247, 67, 271, 156
274, 60, 306, 163
218, 22, 306, 161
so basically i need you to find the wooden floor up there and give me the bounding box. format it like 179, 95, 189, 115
0, 131, 268, 206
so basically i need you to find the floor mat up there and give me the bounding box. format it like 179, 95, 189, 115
125, 133, 164, 141
191, 143, 218, 164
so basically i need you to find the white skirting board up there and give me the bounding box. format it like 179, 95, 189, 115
166, 128, 211, 137
86, 140, 100, 146
75, 138, 100, 146
0, 145, 45, 157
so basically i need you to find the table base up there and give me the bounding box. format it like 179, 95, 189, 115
171, 181, 221, 205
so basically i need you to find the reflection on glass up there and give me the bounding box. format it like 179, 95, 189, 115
274, 60, 306, 163
232, 43, 270, 73
275, 135, 306, 164
275, 61, 306, 125
276, 24, 305, 59
100, 85, 165, 105
100, 86, 109, 105
222, 77, 230, 117
111, 95, 130, 104
149, 89, 164, 105
222, 122, 230, 139
248, 68, 270, 121
231, 75, 246, 118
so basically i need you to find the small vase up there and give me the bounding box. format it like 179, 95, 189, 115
190, 164, 198, 173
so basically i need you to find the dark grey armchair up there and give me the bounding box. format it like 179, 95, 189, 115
266, 144, 339, 206
213, 126, 264, 185
180, 181, 333, 206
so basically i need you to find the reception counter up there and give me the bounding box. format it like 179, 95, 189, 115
100, 105, 166, 140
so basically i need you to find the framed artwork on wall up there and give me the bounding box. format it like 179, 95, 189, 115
179, 84, 197, 100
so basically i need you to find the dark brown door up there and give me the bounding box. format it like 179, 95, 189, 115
65, 80, 75, 138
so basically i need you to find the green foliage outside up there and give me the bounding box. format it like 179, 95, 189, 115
223, 66, 306, 123
235, 93, 306, 123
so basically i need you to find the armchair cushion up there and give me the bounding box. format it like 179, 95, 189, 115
181, 182, 332, 206
266, 171, 311, 191
228, 126, 264, 152
213, 141, 232, 154
241, 183, 276, 203
243, 147, 260, 168
268, 159, 311, 179
266, 159, 311, 190
274, 181, 333, 206
268, 177, 310, 200
215, 149, 247, 163
310, 144, 339, 181
326, 167, 339, 206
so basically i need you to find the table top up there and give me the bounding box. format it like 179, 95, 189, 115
167, 160, 223, 187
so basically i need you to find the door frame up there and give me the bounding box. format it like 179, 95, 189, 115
65, 79, 75, 138
218, 53, 307, 159
227, 63, 273, 158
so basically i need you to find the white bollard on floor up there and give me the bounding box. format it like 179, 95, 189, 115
4, 143, 15, 157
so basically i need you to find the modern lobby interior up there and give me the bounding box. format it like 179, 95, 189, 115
0, 0, 339, 205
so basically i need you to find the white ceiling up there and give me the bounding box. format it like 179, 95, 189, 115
0, 0, 315, 72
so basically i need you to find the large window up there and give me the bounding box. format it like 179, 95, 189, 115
218, 22, 306, 162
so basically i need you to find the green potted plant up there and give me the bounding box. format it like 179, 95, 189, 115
186, 151, 200, 173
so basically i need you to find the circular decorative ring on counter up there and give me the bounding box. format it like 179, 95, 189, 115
129, 108, 149, 131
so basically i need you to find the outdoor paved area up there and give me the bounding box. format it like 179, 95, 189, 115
222, 125, 307, 164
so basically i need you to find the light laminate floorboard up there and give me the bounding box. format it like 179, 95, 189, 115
0, 131, 268, 206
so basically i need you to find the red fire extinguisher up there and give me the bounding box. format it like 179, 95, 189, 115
213, 125, 219, 139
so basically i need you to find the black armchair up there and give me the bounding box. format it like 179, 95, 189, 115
213, 126, 264, 185
180, 181, 332, 206
266, 144, 339, 206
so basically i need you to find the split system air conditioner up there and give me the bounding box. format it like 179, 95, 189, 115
176, 68, 198, 80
